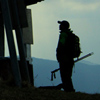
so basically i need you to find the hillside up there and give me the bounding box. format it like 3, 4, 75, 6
0, 84, 100, 100
0, 57, 100, 99
33, 57, 100, 94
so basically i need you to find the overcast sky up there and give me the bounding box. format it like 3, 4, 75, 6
26, 0, 100, 64
5, 0, 100, 64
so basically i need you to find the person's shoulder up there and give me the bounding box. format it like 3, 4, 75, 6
72, 33, 79, 38
60, 32, 68, 37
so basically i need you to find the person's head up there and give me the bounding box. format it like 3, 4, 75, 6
58, 20, 70, 31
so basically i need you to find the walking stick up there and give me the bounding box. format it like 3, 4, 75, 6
51, 52, 94, 81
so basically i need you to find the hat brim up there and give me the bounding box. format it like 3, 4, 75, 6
58, 21, 61, 24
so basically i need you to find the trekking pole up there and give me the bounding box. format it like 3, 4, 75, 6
51, 52, 94, 81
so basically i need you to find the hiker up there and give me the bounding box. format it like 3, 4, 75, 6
56, 20, 81, 92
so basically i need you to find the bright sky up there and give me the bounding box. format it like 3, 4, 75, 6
5, 0, 100, 64
27, 0, 100, 64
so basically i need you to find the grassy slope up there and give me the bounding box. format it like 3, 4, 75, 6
0, 84, 100, 100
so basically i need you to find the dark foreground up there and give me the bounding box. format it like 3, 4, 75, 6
0, 84, 100, 100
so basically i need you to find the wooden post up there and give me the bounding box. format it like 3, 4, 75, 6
10, 0, 30, 83
22, 9, 34, 85
0, 0, 22, 87
0, 12, 4, 56
24, 44, 34, 85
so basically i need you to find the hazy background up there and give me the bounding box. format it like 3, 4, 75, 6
33, 57, 100, 94
5, 0, 100, 64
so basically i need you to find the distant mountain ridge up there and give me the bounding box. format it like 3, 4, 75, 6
32, 57, 100, 94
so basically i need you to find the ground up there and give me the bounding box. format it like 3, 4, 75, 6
0, 83, 100, 100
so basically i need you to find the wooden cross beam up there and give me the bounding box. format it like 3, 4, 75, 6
24, 0, 44, 6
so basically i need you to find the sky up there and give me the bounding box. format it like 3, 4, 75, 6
5, 0, 100, 64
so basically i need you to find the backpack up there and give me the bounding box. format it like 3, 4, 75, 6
70, 33, 81, 58
56, 32, 81, 62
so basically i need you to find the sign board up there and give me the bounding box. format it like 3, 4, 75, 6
22, 9, 33, 44
8, 0, 28, 29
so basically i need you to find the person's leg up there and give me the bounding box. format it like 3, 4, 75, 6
59, 61, 75, 92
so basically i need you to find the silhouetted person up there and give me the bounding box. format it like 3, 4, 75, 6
56, 20, 81, 92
